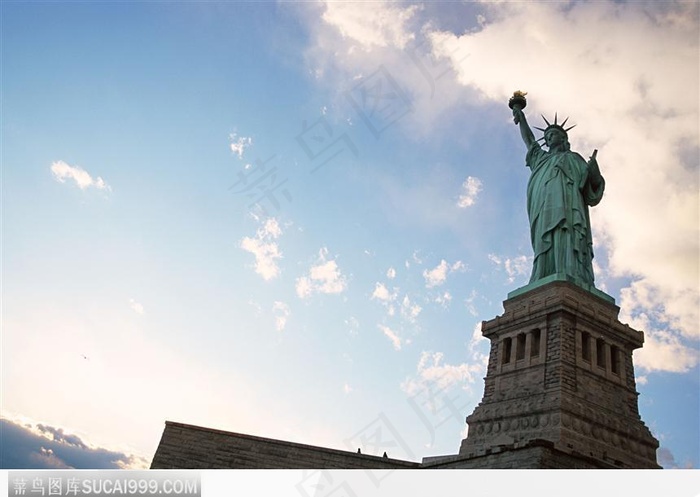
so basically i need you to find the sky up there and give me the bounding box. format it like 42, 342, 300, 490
2, 0, 698, 470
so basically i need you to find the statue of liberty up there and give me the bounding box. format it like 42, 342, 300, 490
509, 92, 605, 287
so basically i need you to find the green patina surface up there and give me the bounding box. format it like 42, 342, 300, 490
506, 273, 615, 304
510, 93, 606, 296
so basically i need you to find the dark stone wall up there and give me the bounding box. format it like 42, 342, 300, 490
425, 440, 609, 469
150, 422, 420, 470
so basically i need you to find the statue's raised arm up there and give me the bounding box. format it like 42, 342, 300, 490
509, 91, 536, 148
508, 91, 605, 289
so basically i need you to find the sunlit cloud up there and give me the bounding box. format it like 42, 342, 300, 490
229, 132, 252, 159
272, 301, 291, 332
240, 217, 283, 281
423, 259, 465, 288
401, 325, 487, 409
50, 160, 110, 191
321, 1, 420, 50
434, 291, 452, 308
620, 280, 699, 373
296, 247, 348, 299
371, 282, 395, 302
469, 322, 489, 358
401, 350, 482, 398
488, 254, 530, 284
456, 176, 483, 208
400, 295, 422, 323
378, 324, 402, 350
633, 331, 698, 374
423, 260, 448, 288
464, 290, 479, 316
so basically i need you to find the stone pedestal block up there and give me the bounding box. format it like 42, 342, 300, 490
458, 279, 660, 469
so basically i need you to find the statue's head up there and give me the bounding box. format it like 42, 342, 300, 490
535, 113, 575, 151
544, 127, 569, 151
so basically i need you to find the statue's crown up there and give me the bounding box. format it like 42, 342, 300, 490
534, 113, 575, 139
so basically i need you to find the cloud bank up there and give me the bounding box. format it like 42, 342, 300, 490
1, 417, 147, 469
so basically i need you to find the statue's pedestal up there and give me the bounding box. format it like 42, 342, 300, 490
506, 273, 615, 304
455, 279, 660, 468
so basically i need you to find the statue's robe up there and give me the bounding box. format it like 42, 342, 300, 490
526, 142, 605, 285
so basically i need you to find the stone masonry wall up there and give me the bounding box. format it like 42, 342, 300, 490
460, 280, 660, 468
426, 440, 607, 469
150, 422, 420, 470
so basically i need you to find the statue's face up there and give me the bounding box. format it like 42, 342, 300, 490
545, 129, 565, 149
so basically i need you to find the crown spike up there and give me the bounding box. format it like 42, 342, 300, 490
541, 114, 551, 126
534, 126, 546, 132
554, 112, 558, 125
564, 125, 576, 133
561, 116, 569, 127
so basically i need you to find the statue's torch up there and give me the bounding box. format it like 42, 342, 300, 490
509, 91, 527, 125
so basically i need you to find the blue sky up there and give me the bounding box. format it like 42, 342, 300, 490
2, 1, 698, 470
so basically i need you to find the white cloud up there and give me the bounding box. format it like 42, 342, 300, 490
451, 261, 466, 272
50, 160, 110, 191
488, 254, 530, 284
434, 291, 452, 308
620, 279, 699, 341
229, 133, 252, 159
371, 282, 421, 323
634, 333, 698, 374
128, 299, 144, 315
469, 321, 488, 356
401, 350, 483, 398
423, 260, 448, 288
464, 290, 479, 316
342, 383, 353, 394
371, 282, 396, 303
401, 325, 487, 407
423, 259, 465, 288
295, 277, 313, 299
620, 279, 699, 373
240, 218, 283, 281
321, 1, 420, 50
296, 247, 348, 299
378, 324, 402, 350
272, 301, 291, 332
456, 176, 483, 208
404, 251, 424, 270
386, 267, 397, 279
400, 295, 422, 323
